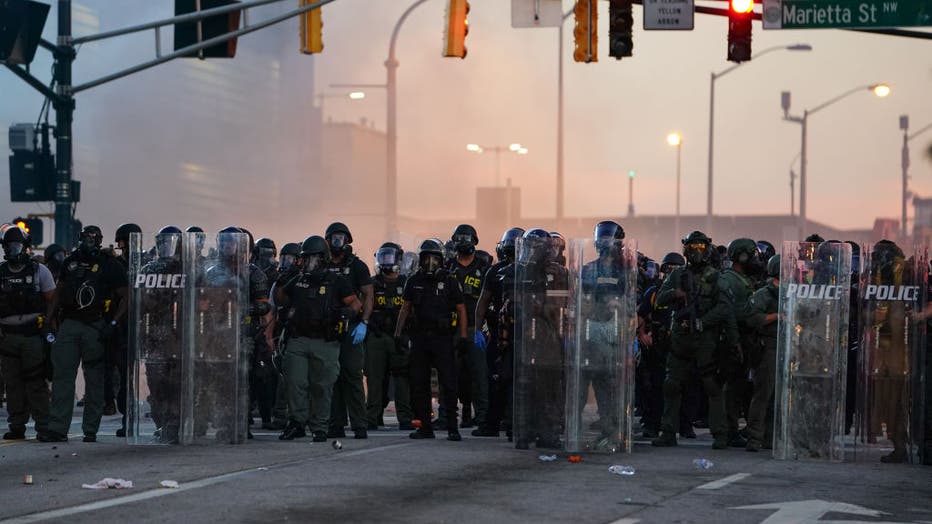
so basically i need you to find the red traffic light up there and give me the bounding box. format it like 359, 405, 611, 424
730, 0, 753, 14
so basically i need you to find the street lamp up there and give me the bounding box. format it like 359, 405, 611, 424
314, 91, 366, 121
899, 115, 932, 240
668, 132, 683, 244
466, 143, 529, 186
707, 43, 812, 233
348, 91, 366, 100
782, 83, 891, 237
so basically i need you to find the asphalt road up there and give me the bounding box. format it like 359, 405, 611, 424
1, 409, 931, 524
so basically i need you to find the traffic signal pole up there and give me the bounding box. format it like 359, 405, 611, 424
53, 0, 75, 246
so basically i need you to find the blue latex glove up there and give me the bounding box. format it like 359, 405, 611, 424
474, 331, 487, 352
351, 322, 368, 345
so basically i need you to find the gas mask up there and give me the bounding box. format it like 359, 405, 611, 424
280, 254, 296, 272
328, 233, 348, 254
684, 242, 709, 266
3, 242, 28, 265
453, 234, 475, 256
79, 235, 101, 256
420, 253, 442, 275
302, 254, 324, 274
376, 247, 400, 274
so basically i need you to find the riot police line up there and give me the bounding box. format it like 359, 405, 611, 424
0, 219, 929, 465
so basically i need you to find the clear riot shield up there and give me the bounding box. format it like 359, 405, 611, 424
774, 241, 852, 461
513, 235, 571, 450
184, 230, 250, 444
854, 243, 927, 464
564, 239, 637, 453
127, 231, 187, 445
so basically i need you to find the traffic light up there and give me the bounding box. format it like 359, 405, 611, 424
0, 0, 50, 66
12, 216, 42, 245
608, 0, 633, 60
727, 0, 753, 63
573, 0, 597, 63
443, 0, 469, 59
299, 0, 322, 54
174, 0, 242, 58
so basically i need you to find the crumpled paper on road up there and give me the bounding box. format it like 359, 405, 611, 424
81, 478, 134, 490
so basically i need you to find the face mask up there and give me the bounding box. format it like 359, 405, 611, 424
3, 242, 28, 264
157, 235, 180, 259
280, 254, 296, 271
329, 233, 347, 251
79, 236, 99, 255
421, 254, 441, 274
303, 254, 322, 273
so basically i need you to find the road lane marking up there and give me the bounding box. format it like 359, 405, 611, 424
606, 519, 640, 524
1, 442, 414, 523
696, 473, 751, 490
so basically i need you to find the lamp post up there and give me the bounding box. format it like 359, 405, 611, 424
668, 132, 683, 244
556, 8, 573, 221
900, 115, 932, 240
627, 170, 635, 218
782, 83, 890, 237
314, 91, 366, 121
707, 43, 812, 233
466, 143, 528, 186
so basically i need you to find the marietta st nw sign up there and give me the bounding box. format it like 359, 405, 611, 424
763, 0, 932, 29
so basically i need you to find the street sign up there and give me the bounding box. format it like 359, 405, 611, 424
512, 0, 563, 28
644, 0, 695, 30
763, 0, 932, 29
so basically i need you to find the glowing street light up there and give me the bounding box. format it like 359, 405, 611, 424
667, 132, 682, 147
466, 143, 483, 153
348, 91, 366, 100
465, 142, 529, 186
872, 84, 891, 98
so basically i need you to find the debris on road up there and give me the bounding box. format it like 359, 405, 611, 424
693, 459, 714, 470
568, 455, 582, 463
159, 480, 179, 489
81, 478, 134, 490
23, 474, 33, 485
608, 465, 635, 476
538, 454, 557, 462
332, 440, 343, 450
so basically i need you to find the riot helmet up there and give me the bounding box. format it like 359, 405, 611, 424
114, 223, 142, 251
401, 251, 418, 276
300, 235, 330, 273
766, 254, 781, 279
376, 242, 404, 275
418, 238, 445, 276
845, 240, 861, 274
216, 226, 245, 263
44, 243, 66, 269
79, 225, 103, 256
497, 227, 524, 262
255, 237, 277, 269
2, 226, 31, 265
756, 240, 776, 263
593, 220, 625, 257
870, 240, 904, 282
451, 224, 478, 256
443, 240, 456, 265
549, 232, 566, 265
804, 233, 825, 243
660, 252, 686, 274
682, 231, 712, 266
185, 226, 205, 255
279, 242, 301, 271
155, 226, 183, 260
518, 228, 551, 265
727, 238, 762, 273
325, 222, 353, 255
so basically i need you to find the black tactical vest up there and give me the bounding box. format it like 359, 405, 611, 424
0, 261, 43, 318
288, 271, 337, 338
371, 273, 406, 335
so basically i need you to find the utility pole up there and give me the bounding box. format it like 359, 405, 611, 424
54, 0, 75, 246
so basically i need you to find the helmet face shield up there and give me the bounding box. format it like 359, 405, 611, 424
3, 241, 26, 263
420, 253, 442, 274
303, 253, 323, 272
329, 232, 348, 250
280, 254, 296, 271
376, 247, 398, 267
218, 232, 243, 259
684, 241, 709, 265
644, 260, 659, 280
156, 233, 181, 260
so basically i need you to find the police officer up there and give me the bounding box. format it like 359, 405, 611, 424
0, 226, 55, 440
652, 231, 731, 449
395, 239, 468, 442
47, 226, 128, 443
514, 229, 569, 450
745, 254, 780, 452
444, 224, 489, 430
578, 221, 627, 435
365, 242, 413, 430
198, 226, 271, 442
109, 223, 141, 434
43, 244, 66, 281
719, 238, 764, 448
636, 252, 685, 439
275, 236, 361, 441
135, 226, 185, 443
324, 223, 373, 439
251, 237, 279, 431
473, 227, 524, 438
270, 242, 301, 431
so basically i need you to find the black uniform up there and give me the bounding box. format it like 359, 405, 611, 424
325, 254, 372, 435
365, 272, 411, 427
481, 260, 513, 433
250, 262, 280, 428
403, 269, 464, 433
445, 256, 490, 427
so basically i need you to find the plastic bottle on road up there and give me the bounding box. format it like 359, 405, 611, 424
608, 465, 635, 476
692, 459, 714, 470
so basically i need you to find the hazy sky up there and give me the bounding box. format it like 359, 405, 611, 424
2, 0, 931, 235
